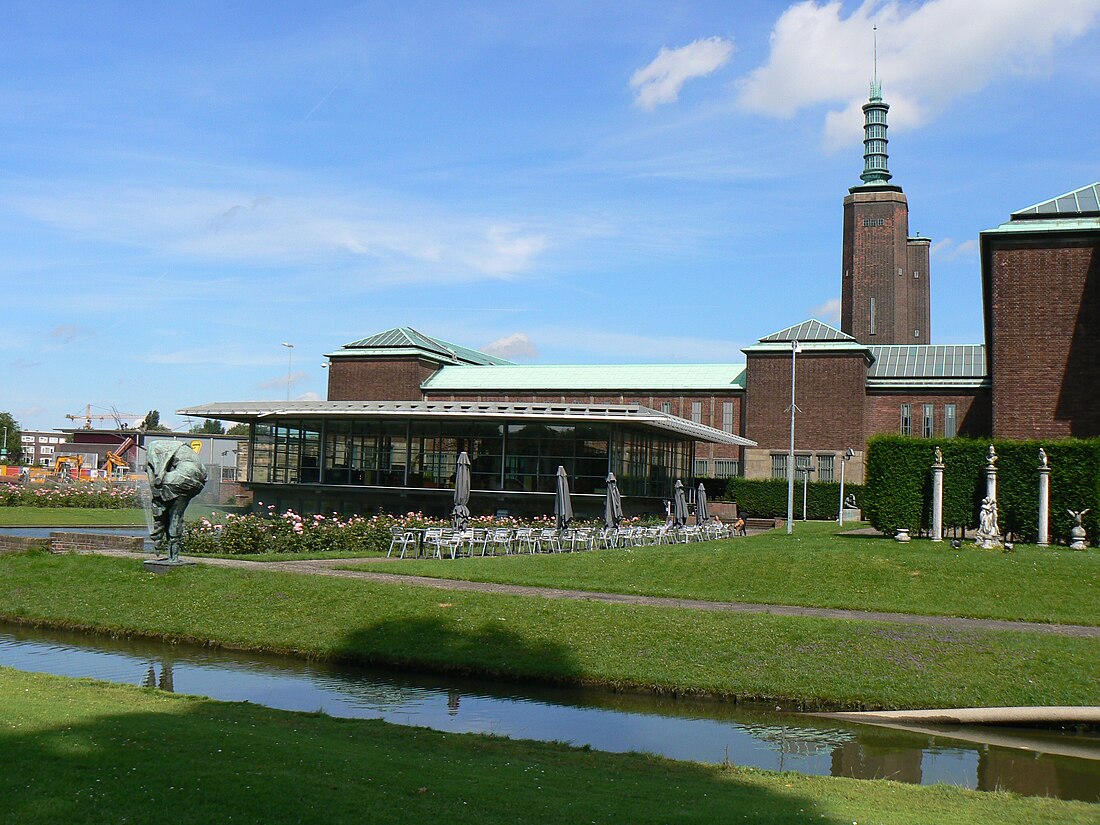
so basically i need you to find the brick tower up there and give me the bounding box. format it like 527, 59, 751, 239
841, 80, 930, 344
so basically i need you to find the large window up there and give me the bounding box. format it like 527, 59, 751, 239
900, 403, 912, 436
817, 454, 835, 483
691, 402, 702, 424
722, 402, 734, 434
922, 404, 934, 438
869, 297, 877, 335
944, 403, 958, 438
771, 453, 788, 479
694, 459, 708, 478
660, 401, 672, 415
715, 459, 739, 478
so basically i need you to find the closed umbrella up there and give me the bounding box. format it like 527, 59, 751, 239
554, 465, 574, 531
673, 479, 689, 526
604, 472, 623, 529
696, 482, 709, 525
451, 451, 471, 530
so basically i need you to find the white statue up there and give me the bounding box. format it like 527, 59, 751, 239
976, 496, 1001, 548
1068, 509, 1090, 550
986, 445, 997, 469
1039, 447, 1049, 469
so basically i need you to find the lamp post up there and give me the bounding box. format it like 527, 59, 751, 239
281, 342, 294, 402
799, 465, 815, 520
786, 339, 802, 535
838, 447, 854, 525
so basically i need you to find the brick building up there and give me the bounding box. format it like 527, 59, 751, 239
184, 84, 1098, 513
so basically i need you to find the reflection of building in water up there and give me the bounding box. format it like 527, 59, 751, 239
140, 661, 175, 692
978, 746, 1100, 804
447, 688, 460, 716
830, 740, 923, 784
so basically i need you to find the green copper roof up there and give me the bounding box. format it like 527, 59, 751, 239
758, 319, 856, 343
867, 345, 986, 379
334, 327, 513, 366
1012, 183, 1100, 219
422, 363, 746, 392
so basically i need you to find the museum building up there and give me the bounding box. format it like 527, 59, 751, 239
181, 84, 1099, 516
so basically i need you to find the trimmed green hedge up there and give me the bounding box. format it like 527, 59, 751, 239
863, 435, 1100, 543
723, 478, 864, 520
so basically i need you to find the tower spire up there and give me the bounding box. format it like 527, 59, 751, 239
859, 25, 891, 185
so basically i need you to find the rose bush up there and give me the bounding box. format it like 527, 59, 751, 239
0, 482, 140, 509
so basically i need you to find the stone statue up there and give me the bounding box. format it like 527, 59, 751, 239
146, 441, 208, 562
986, 445, 998, 469
844, 493, 857, 508
1068, 509, 1090, 550
1039, 447, 1049, 469
933, 446, 943, 465
975, 496, 1001, 548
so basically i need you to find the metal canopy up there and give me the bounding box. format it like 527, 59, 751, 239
177, 400, 757, 447
1013, 183, 1100, 218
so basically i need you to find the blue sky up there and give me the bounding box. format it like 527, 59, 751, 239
3, 0, 1099, 431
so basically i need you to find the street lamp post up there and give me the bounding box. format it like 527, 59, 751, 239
800, 465, 815, 520
786, 339, 802, 535
281, 342, 294, 402
838, 447, 854, 525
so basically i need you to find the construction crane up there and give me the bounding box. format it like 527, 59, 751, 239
66, 404, 144, 429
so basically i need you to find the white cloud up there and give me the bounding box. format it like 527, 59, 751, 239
930, 237, 978, 261
631, 37, 735, 110
6, 185, 551, 283
738, 0, 1099, 149
295, 391, 322, 402
482, 332, 540, 361
811, 297, 842, 324
258, 370, 309, 391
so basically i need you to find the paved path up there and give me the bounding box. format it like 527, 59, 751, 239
83, 547, 1100, 639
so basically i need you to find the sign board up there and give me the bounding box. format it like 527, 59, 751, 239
190, 440, 203, 454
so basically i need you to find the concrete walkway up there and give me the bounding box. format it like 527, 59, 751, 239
84, 548, 1100, 639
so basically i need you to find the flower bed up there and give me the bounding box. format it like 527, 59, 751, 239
0, 483, 140, 509
182, 505, 659, 556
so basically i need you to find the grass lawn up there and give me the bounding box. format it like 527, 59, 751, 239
0, 506, 145, 526
366, 521, 1100, 626
4, 669, 1093, 825
1, 552, 1096, 710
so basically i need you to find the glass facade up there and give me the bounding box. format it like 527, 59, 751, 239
247, 416, 696, 499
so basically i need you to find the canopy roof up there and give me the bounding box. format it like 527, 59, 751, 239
178, 400, 756, 447
866, 344, 988, 388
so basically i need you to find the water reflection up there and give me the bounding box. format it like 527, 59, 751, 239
0, 622, 1096, 802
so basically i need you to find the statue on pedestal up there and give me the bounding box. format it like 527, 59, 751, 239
1039, 447, 1049, 469
975, 496, 1001, 549
1068, 509, 1091, 551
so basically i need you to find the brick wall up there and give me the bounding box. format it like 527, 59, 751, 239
48, 532, 146, 553
327, 357, 440, 400
0, 535, 50, 554
905, 238, 931, 343
988, 236, 1100, 438
865, 390, 990, 439
841, 188, 913, 344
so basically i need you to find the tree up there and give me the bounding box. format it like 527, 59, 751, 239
0, 411, 21, 463
226, 423, 250, 436
189, 419, 226, 435
141, 410, 171, 432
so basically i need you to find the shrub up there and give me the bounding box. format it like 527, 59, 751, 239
0, 482, 140, 509
723, 478, 864, 520
863, 435, 1100, 543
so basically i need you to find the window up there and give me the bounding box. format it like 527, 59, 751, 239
869, 297, 876, 335
21, 435, 34, 444
691, 402, 702, 424
660, 401, 672, 415
40, 445, 54, 456
694, 459, 709, 478
715, 459, 739, 478
817, 454, 835, 482
38, 436, 48, 443
794, 454, 812, 473
900, 403, 912, 436
944, 403, 957, 438
722, 402, 734, 434
39, 458, 50, 467
922, 404, 934, 438
914, 329, 920, 338
770, 454, 788, 479
862, 217, 885, 227
914, 271, 920, 279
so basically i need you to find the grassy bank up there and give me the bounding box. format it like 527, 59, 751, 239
1, 552, 1096, 709
0, 506, 145, 526
370, 522, 1100, 625
6, 670, 1092, 825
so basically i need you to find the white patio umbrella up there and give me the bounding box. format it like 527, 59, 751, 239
451, 451, 471, 530
696, 483, 709, 526
554, 465, 574, 531
604, 472, 623, 529
673, 479, 689, 526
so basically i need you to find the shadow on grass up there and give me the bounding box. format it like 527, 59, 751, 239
0, 670, 856, 825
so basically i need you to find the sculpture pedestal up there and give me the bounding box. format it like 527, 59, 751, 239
895, 529, 911, 543
143, 558, 196, 574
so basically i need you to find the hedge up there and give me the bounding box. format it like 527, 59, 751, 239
723, 478, 864, 521
863, 435, 1100, 544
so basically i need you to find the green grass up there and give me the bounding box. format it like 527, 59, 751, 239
365, 521, 1100, 625
6, 670, 1092, 825
1, 552, 1097, 710
0, 506, 145, 526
